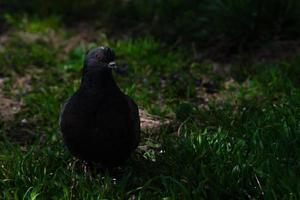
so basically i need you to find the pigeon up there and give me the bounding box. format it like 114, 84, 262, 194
59, 46, 140, 168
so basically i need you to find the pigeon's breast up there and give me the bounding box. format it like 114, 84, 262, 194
60, 90, 131, 139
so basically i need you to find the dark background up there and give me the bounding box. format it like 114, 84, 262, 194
2, 0, 300, 56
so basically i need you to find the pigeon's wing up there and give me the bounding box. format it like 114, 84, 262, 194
59, 97, 71, 131
125, 95, 140, 149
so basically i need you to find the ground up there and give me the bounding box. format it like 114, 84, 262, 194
0, 17, 299, 199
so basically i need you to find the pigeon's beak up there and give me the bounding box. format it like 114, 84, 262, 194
108, 61, 117, 69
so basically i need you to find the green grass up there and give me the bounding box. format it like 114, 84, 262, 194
3, 0, 300, 51
0, 19, 300, 199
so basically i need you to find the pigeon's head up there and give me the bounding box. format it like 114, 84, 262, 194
84, 46, 116, 72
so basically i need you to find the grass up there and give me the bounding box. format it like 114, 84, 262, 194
0, 18, 300, 199
3, 0, 300, 52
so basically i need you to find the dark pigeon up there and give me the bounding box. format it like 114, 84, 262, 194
59, 46, 140, 168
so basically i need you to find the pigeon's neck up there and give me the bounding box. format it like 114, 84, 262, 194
80, 70, 119, 91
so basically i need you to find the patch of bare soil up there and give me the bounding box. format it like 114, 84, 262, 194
139, 109, 173, 133
0, 74, 31, 123
0, 95, 21, 122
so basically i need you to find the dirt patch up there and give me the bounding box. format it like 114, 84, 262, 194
0, 95, 22, 122
0, 74, 31, 122
12, 74, 32, 95
139, 109, 174, 134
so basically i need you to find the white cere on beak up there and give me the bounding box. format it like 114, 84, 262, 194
108, 62, 117, 69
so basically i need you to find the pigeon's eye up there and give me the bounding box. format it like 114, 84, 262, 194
95, 53, 104, 60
